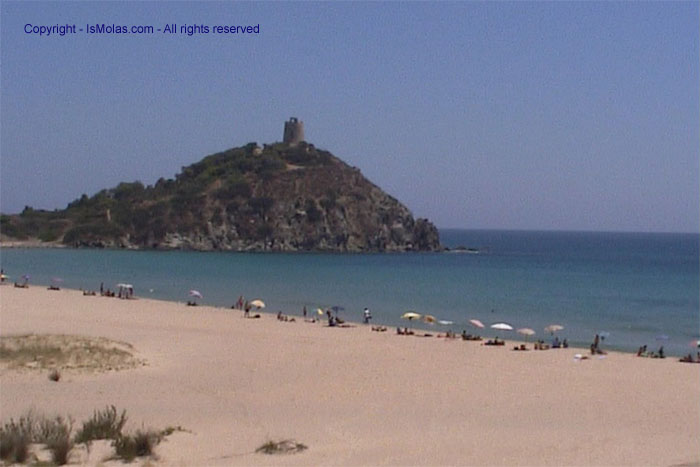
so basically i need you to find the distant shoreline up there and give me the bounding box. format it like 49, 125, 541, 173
0, 239, 66, 249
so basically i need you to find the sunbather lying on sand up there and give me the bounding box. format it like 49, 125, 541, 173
484, 338, 504, 346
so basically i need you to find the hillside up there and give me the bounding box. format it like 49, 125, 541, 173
0, 142, 441, 252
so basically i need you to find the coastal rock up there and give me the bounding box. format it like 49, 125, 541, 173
2, 142, 442, 252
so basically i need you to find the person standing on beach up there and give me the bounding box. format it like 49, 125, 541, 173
363, 307, 372, 324
303, 306, 307, 318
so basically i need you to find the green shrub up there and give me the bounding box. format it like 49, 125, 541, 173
305, 200, 322, 223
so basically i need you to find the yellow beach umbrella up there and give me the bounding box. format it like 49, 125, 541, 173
401, 311, 421, 321
422, 314, 437, 324
317, 308, 324, 316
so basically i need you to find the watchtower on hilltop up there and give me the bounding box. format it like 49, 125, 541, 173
283, 117, 305, 145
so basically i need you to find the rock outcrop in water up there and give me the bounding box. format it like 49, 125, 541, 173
1, 142, 442, 252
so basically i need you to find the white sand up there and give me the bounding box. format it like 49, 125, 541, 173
1, 286, 698, 466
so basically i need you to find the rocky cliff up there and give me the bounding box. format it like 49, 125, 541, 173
1, 142, 442, 252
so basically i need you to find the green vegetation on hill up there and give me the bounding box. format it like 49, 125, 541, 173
0, 141, 440, 252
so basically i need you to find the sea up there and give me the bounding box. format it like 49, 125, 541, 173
1, 230, 698, 357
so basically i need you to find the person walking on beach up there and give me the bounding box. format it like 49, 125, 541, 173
363, 307, 372, 324
303, 306, 307, 318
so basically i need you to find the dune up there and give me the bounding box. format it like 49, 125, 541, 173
1, 285, 698, 466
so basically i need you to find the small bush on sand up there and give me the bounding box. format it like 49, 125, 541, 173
256, 439, 308, 455
74, 405, 127, 444
0, 414, 35, 463
112, 429, 162, 461
48, 368, 61, 382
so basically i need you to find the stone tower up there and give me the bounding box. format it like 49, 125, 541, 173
283, 117, 305, 145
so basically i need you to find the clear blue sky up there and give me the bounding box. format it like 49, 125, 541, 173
1, 1, 698, 233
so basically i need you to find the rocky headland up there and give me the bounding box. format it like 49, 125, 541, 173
1, 142, 441, 252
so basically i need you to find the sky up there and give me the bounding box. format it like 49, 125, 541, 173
1, 2, 698, 233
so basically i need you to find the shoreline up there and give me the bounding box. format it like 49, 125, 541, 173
1, 285, 698, 465
0, 283, 627, 356
0, 281, 692, 358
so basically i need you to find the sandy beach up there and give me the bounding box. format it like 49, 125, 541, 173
1, 285, 698, 466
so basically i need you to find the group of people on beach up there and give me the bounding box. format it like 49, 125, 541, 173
81, 282, 133, 299
636, 344, 664, 359
678, 352, 700, 363
4, 268, 30, 289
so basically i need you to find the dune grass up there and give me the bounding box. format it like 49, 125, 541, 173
1, 407, 177, 464
0, 334, 140, 372
74, 405, 127, 445
0, 413, 74, 465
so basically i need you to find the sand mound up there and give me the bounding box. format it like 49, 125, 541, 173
0, 334, 144, 372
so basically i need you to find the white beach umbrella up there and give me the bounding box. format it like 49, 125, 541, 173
517, 328, 535, 343
469, 319, 485, 329
189, 290, 203, 299
545, 324, 564, 334
438, 320, 454, 326
491, 323, 514, 331
250, 299, 265, 308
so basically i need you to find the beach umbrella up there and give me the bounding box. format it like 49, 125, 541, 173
598, 331, 610, 341
250, 299, 265, 308
696, 340, 700, 348
438, 320, 454, 326
517, 328, 535, 343
117, 283, 129, 289
469, 319, 485, 329
22, 274, 30, 280
545, 324, 564, 334
316, 308, 324, 316
401, 311, 421, 320
422, 314, 437, 324
51, 277, 63, 283
401, 311, 421, 330
189, 290, 203, 299
655, 334, 669, 342
491, 322, 514, 331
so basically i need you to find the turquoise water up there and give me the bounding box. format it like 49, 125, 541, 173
1, 230, 698, 356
